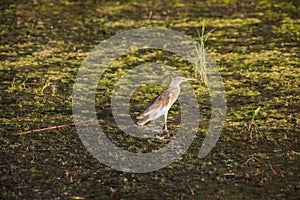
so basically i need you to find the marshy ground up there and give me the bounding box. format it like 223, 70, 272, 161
0, 0, 299, 199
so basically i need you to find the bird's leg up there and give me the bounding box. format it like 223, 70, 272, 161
164, 113, 169, 133
155, 114, 169, 140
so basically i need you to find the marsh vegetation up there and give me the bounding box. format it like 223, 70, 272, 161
0, 0, 299, 199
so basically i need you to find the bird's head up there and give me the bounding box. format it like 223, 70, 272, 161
168, 76, 196, 88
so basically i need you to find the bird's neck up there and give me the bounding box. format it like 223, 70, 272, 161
168, 84, 181, 95
168, 83, 180, 89
168, 81, 182, 89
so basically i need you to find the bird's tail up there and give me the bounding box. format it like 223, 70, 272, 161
136, 115, 150, 126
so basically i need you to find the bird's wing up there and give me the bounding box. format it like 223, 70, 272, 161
137, 89, 176, 118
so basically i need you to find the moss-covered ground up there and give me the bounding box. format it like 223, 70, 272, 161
0, 0, 299, 199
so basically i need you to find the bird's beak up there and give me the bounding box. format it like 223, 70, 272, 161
185, 78, 197, 81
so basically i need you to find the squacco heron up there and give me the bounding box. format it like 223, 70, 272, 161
136, 76, 196, 131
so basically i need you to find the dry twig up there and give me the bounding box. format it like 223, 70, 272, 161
17, 119, 93, 135
187, 182, 195, 196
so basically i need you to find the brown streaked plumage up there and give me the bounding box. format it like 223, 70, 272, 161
136, 76, 196, 131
